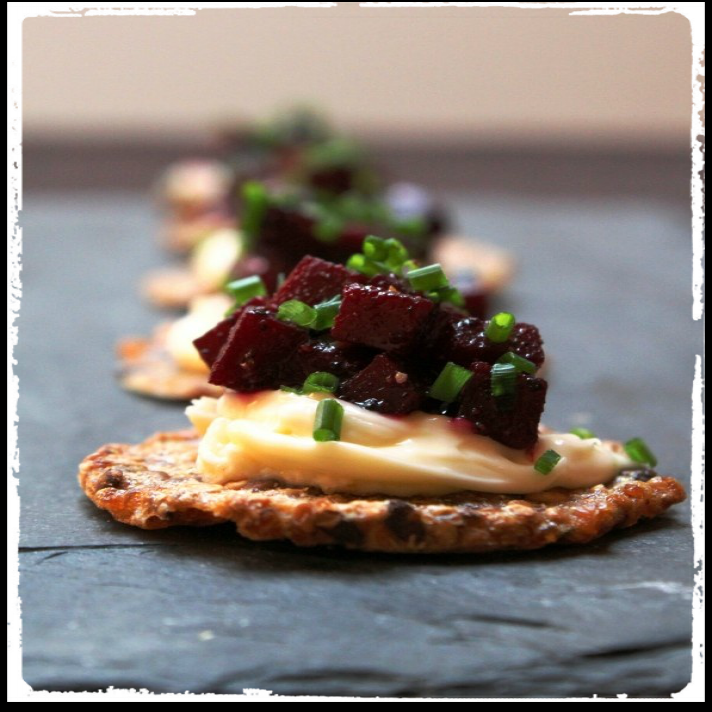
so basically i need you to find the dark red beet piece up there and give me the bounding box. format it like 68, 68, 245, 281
272, 255, 365, 306
331, 283, 434, 353
192, 297, 269, 368
339, 354, 423, 415
279, 338, 375, 387
457, 361, 547, 450
435, 318, 545, 369
208, 307, 308, 391
509, 323, 545, 368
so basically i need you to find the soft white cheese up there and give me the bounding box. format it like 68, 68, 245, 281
189, 228, 243, 290
186, 390, 633, 496
164, 294, 232, 373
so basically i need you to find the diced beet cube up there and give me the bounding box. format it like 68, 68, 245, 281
208, 307, 308, 391
457, 362, 547, 450
509, 323, 545, 368
339, 354, 423, 415
192, 297, 269, 368
331, 284, 434, 353
272, 255, 365, 306
193, 313, 241, 370
434, 318, 545, 369
451, 318, 510, 364
279, 338, 375, 387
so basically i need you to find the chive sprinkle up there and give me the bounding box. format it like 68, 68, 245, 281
534, 449, 562, 475
406, 263, 449, 292
224, 275, 267, 306
383, 238, 408, 269
429, 362, 473, 402
490, 362, 518, 398
363, 235, 389, 262
313, 398, 344, 442
303, 371, 340, 394
240, 181, 269, 242
277, 300, 317, 328
497, 351, 537, 375
312, 295, 342, 331
433, 286, 466, 309
346, 253, 381, 277
570, 427, 597, 440
624, 437, 658, 467
485, 312, 515, 343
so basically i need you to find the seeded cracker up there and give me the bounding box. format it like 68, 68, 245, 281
79, 431, 685, 554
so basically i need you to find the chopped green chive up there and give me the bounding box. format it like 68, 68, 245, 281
303, 371, 340, 394
312, 295, 342, 331
363, 235, 389, 262
497, 351, 537, 375
428, 286, 465, 309
224, 275, 267, 306
240, 181, 269, 242
313, 398, 344, 442
407, 263, 449, 292
490, 362, 518, 398
624, 437, 658, 467
280, 385, 301, 394
485, 312, 516, 343
534, 449, 562, 475
571, 427, 597, 440
428, 362, 473, 402
383, 238, 408, 269
346, 253, 381, 277
277, 300, 317, 328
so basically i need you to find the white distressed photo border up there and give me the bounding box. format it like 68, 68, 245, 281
7, 1, 704, 702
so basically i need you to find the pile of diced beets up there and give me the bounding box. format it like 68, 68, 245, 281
194, 256, 547, 450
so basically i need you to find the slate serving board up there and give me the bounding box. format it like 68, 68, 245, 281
17, 190, 698, 697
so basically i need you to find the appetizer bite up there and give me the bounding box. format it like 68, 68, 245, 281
85, 238, 685, 553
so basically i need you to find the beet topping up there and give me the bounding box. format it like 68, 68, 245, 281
196, 239, 547, 450
233, 181, 438, 277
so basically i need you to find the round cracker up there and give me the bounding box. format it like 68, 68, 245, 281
117, 327, 223, 401
79, 430, 686, 553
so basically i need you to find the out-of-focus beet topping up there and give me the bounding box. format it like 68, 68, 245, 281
196, 238, 547, 450
234, 181, 440, 274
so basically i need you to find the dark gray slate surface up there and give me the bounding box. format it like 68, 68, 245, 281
17, 191, 698, 697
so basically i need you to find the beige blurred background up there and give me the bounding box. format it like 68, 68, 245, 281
23, 5, 692, 150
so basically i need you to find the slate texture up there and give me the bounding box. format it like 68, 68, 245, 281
16, 191, 698, 698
